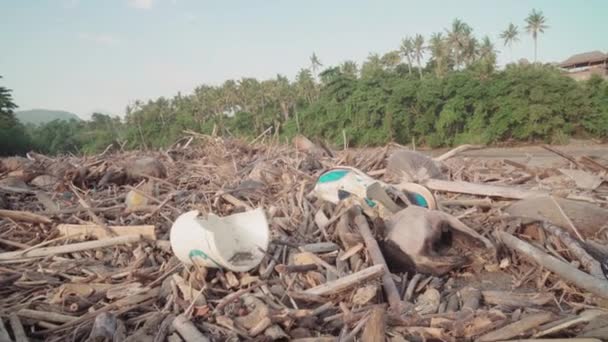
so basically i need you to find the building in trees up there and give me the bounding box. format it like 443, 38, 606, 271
559, 50, 608, 81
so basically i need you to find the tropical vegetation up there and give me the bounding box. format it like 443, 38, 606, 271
3, 10, 608, 156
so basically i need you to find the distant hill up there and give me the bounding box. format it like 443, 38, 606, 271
15, 109, 81, 125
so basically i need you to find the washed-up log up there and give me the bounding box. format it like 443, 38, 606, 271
0, 234, 144, 261
435, 144, 484, 162
353, 209, 402, 312
542, 222, 604, 279
481, 291, 554, 307
424, 179, 547, 199
172, 314, 210, 342
498, 231, 608, 299
505, 196, 608, 237
18, 309, 77, 324
0, 209, 52, 224
302, 264, 385, 296
58, 224, 156, 240
477, 312, 554, 342
10, 314, 28, 342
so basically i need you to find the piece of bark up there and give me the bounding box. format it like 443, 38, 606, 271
459, 286, 481, 311
0, 234, 144, 261
299, 242, 339, 254
405, 274, 422, 301
542, 222, 604, 279
477, 312, 554, 342
505, 196, 608, 237
58, 224, 156, 240
0, 209, 52, 224
424, 179, 547, 200
498, 231, 608, 298
10, 314, 28, 342
172, 274, 206, 306
302, 264, 385, 296
87, 312, 117, 342
172, 314, 210, 342
481, 291, 554, 307
353, 210, 403, 313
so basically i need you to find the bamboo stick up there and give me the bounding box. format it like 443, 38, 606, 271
302, 264, 384, 296
0, 234, 144, 261
0, 209, 52, 224
424, 179, 547, 199
498, 231, 608, 299
57, 224, 156, 240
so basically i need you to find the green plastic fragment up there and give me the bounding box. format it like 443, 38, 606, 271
318, 169, 349, 183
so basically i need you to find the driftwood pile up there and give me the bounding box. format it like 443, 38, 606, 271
1, 133, 608, 342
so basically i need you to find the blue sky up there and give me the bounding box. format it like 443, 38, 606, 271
1, 0, 606, 118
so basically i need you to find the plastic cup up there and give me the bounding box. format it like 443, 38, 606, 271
169, 208, 270, 272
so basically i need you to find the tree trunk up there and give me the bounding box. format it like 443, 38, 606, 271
406, 56, 412, 74
534, 36, 538, 62
417, 57, 422, 78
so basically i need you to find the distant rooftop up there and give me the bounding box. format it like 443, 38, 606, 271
559, 50, 607, 68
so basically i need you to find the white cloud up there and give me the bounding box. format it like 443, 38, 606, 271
78, 33, 121, 46
128, 0, 153, 9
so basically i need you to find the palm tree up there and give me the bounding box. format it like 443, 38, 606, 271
399, 37, 414, 75
525, 9, 548, 62
340, 60, 358, 78
500, 23, 519, 63
413, 34, 425, 78
381, 50, 401, 70
446, 18, 473, 69
310, 53, 323, 77
428, 32, 448, 77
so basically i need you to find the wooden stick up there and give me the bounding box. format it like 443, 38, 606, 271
439, 198, 493, 208
172, 314, 210, 342
498, 231, 608, 298
434, 144, 484, 162
353, 209, 402, 313
481, 291, 553, 307
424, 179, 547, 200
9, 314, 29, 342
57, 224, 156, 240
477, 312, 554, 342
302, 264, 384, 296
361, 307, 386, 342
542, 222, 603, 279
542, 145, 585, 169
0, 234, 144, 261
0, 209, 52, 224
533, 309, 605, 338
18, 309, 77, 324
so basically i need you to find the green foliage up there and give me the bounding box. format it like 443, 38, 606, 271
4, 16, 608, 156
0, 78, 31, 156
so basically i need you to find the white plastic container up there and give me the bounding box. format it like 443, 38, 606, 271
169, 208, 270, 272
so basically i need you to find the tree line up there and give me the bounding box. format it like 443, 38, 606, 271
2, 10, 608, 156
